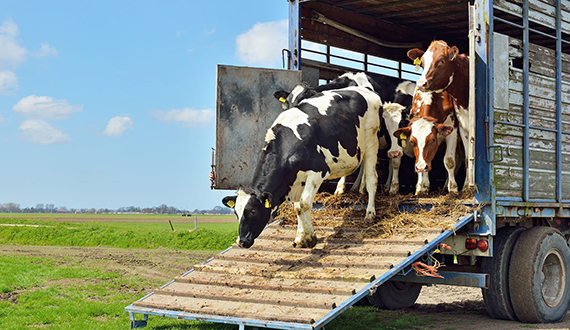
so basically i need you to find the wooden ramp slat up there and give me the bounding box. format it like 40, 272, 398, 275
133, 300, 320, 325
153, 286, 341, 309
216, 249, 402, 270
173, 273, 358, 295
245, 243, 412, 257
193, 261, 379, 282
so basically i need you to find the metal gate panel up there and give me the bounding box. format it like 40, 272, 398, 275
214, 65, 302, 190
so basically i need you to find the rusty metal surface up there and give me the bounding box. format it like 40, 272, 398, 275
214, 65, 302, 190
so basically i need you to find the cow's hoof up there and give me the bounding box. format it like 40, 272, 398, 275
293, 235, 318, 248
389, 186, 399, 195
365, 211, 376, 221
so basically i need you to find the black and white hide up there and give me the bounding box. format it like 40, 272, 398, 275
223, 85, 382, 249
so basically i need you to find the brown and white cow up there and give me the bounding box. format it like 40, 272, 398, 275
394, 90, 458, 195
407, 40, 470, 176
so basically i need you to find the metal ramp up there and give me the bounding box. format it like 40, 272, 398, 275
126, 213, 474, 329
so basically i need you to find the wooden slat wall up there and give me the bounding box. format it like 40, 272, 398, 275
493, 35, 570, 200
494, 0, 570, 35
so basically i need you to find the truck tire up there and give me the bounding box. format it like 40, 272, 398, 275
367, 281, 422, 309
481, 226, 526, 320
509, 226, 570, 323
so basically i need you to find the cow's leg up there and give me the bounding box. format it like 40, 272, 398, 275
362, 140, 379, 221
389, 157, 401, 194
444, 132, 459, 193
415, 171, 430, 195
294, 172, 322, 248
455, 106, 471, 185
334, 177, 346, 195
350, 166, 364, 192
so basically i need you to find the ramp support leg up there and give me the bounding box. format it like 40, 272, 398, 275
129, 312, 148, 329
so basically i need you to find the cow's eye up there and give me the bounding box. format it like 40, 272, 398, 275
432, 138, 436, 143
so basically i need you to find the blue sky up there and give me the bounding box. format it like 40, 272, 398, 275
0, 1, 290, 210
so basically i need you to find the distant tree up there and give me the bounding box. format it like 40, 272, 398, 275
212, 205, 233, 215
46, 204, 55, 212
36, 204, 45, 213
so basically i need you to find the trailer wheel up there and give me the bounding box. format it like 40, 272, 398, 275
509, 226, 570, 323
367, 281, 422, 309
481, 226, 526, 320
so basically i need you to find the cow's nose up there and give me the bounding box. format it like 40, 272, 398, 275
238, 239, 253, 249
417, 80, 428, 91
388, 150, 403, 159
416, 164, 427, 172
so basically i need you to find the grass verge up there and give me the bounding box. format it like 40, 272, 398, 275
0, 218, 237, 250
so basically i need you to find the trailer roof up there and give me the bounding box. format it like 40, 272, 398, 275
300, 0, 472, 63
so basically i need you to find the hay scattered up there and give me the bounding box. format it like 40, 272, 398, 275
277, 189, 478, 239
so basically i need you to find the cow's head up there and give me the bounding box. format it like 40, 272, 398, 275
222, 188, 273, 248
407, 40, 459, 93
394, 117, 453, 172
382, 102, 407, 158
274, 83, 317, 110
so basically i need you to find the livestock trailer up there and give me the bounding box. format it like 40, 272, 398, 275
126, 0, 570, 328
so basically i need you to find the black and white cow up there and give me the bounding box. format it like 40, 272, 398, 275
274, 72, 416, 194
223, 85, 382, 249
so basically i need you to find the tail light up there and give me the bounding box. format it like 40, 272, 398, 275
465, 238, 489, 252
477, 239, 489, 252
465, 238, 477, 250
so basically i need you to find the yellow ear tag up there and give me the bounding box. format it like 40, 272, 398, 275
265, 199, 271, 209
400, 133, 407, 140
279, 97, 286, 103
227, 200, 235, 208
414, 58, 421, 72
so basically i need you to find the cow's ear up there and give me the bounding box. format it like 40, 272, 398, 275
449, 46, 459, 61
260, 192, 273, 209
437, 124, 454, 136
273, 91, 290, 104
394, 127, 411, 139
222, 196, 237, 209
407, 48, 424, 62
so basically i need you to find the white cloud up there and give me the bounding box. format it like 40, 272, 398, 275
13, 95, 82, 120
149, 108, 213, 127
236, 20, 287, 66
0, 70, 17, 91
33, 42, 58, 58
19, 119, 71, 145
0, 113, 7, 124
0, 19, 27, 69
103, 116, 134, 137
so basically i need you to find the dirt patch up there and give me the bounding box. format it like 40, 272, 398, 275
0, 245, 214, 284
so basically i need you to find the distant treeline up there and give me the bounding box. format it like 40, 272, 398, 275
0, 203, 233, 215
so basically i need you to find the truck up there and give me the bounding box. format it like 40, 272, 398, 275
126, 0, 570, 328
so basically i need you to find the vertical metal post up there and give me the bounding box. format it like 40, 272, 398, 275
288, 0, 301, 70
556, 0, 563, 202
474, 0, 492, 204
468, 5, 477, 188
194, 215, 197, 230
522, 0, 530, 201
